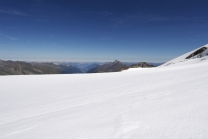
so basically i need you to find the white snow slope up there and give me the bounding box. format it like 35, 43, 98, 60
160, 44, 208, 67
1, 49, 208, 139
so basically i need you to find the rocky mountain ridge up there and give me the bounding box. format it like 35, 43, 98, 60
130, 62, 155, 68
87, 60, 155, 73
87, 60, 129, 73
0, 59, 155, 75
0, 60, 82, 75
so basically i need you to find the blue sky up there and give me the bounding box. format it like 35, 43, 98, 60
0, 0, 208, 62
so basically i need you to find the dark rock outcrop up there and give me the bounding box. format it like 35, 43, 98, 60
186, 47, 207, 59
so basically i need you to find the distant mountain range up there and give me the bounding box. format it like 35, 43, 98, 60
87, 60, 129, 73
56, 62, 101, 72
0, 59, 156, 75
58, 64, 83, 74
0, 60, 83, 75
130, 62, 155, 68
87, 60, 155, 73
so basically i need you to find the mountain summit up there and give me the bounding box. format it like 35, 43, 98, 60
130, 62, 155, 68
87, 60, 128, 73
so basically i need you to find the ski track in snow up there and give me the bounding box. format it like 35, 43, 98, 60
0, 57, 208, 138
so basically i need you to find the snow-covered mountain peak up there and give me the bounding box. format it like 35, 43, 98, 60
161, 44, 208, 67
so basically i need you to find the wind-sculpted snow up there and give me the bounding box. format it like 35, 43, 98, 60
0, 57, 208, 138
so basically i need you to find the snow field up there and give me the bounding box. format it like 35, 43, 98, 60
0, 57, 208, 139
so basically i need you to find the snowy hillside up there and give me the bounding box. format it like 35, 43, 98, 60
161, 44, 208, 67
1, 47, 208, 139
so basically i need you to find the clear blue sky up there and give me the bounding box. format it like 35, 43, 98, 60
0, 0, 208, 62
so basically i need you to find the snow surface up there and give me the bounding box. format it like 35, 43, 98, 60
1, 53, 208, 139
160, 44, 208, 67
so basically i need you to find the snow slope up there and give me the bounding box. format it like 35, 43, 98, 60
1, 51, 208, 139
161, 44, 208, 67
